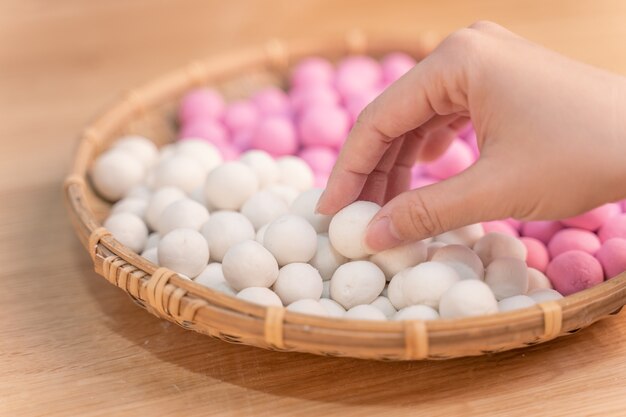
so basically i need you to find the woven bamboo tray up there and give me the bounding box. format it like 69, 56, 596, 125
63, 32, 626, 360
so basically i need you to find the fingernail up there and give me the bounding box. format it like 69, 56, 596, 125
365, 216, 403, 253
314, 200, 323, 215
314, 191, 327, 214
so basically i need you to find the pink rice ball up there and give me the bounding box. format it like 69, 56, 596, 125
622, 200, 626, 212
381, 52, 416, 84
290, 57, 334, 88
299, 146, 337, 175
598, 214, 626, 242
411, 164, 425, 178
462, 130, 480, 157
231, 131, 253, 151
520, 237, 550, 272
344, 88, 382, 123
222, 100, 259, 135
410, 176, 437, 189
178, 88, 224, 123
218, 143, 240, 161
314, 174, 328, 188
546, 250, 604, 296
457, 123, 474, 140
505, 218, 522, 231
290, 86, 340, 114
252, 87, 291, 117
178, 120, 228, 145
521, 221, 563, 244
423, 139, 475, 180
482, 220, 519, 237
548, 228, 601, 258
335, 55, 382, 98
560, 203, 621, 231
298, 105, 350, 148
595, 238, 626, 279
250, 117, 297, 156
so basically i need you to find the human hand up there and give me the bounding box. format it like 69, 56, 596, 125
317, 21, 626, 252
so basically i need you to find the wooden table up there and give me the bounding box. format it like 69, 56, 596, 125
2, 1, 626, 415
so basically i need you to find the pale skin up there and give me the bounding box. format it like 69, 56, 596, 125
317, 21, 626, 252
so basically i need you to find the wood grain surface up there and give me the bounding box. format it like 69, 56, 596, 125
2, 1, 626, 415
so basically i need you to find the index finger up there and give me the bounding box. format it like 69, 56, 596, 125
316, 57, 440, 215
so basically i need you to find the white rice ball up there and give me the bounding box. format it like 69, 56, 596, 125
145, 232, 160, 250
321, 280, 330, 298
110, 197, 148, 218
240, 191, 289, 230
276, 156, 314, 191
194, 263, 225, 287
237, 287, 283, 307
204, 161, 259, 210
239, 150, 279, 188
527, 268, 553, 292
369, 240, 428, 280
189, 186, 207, 207
387, 268, 410, 309
484, 257, 528, 300
439, 280, 499, 319
125, 185, 152, 200
158, 144, 176, 162
255, 223, 269, 244
145, 187, 186, 230
528, 289, 563, 303
193, 263, 236, 295
330, 261, 385, 309
114, 135, 159, 169
435, 224, 485, 246
91, 149, 145, 201
176, 139, 222, 173
309, 234, 348, 281
473, 232, 527, 266
156, 198, 209, 235
393, 305, 440, 321
263, 215, 317, 266
222, 240, 279, 291
143, 170, 156, 189
201, 211, 255, 262
403, 262, 461, 308
157, 228, 209, 278
370, 296, 397, 318
286, 299, 328, 317
289, 188, 332, 233
426, 241, 447, 260
344, 305, 387, 321
328, 200, 381, 259
431, 244, 484, 280
264, 184, 300, 206
273, 263, 323, 305
140, 247, 159, 265
104, 212, 148, 253
319, 298, 345, 317
153, 155, 206, 194
498, 295, 536, 312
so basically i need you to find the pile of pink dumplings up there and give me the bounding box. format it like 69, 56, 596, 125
90, 52, 626, 321
177, 53, 416, 187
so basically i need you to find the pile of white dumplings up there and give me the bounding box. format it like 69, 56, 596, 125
92, 136, 563, 321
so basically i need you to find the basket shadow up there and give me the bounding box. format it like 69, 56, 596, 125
80, 258, 618, 407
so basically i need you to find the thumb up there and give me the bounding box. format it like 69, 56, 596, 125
364, 161, 508, 252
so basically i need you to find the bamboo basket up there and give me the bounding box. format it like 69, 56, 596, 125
64, 32, 626, 360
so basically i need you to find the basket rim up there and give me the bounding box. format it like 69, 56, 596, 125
63, 32, 626, 360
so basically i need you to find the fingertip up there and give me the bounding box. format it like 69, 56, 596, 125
364, 215, 403, 253
315, 188, 343, 215
314, 195, 331, 215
